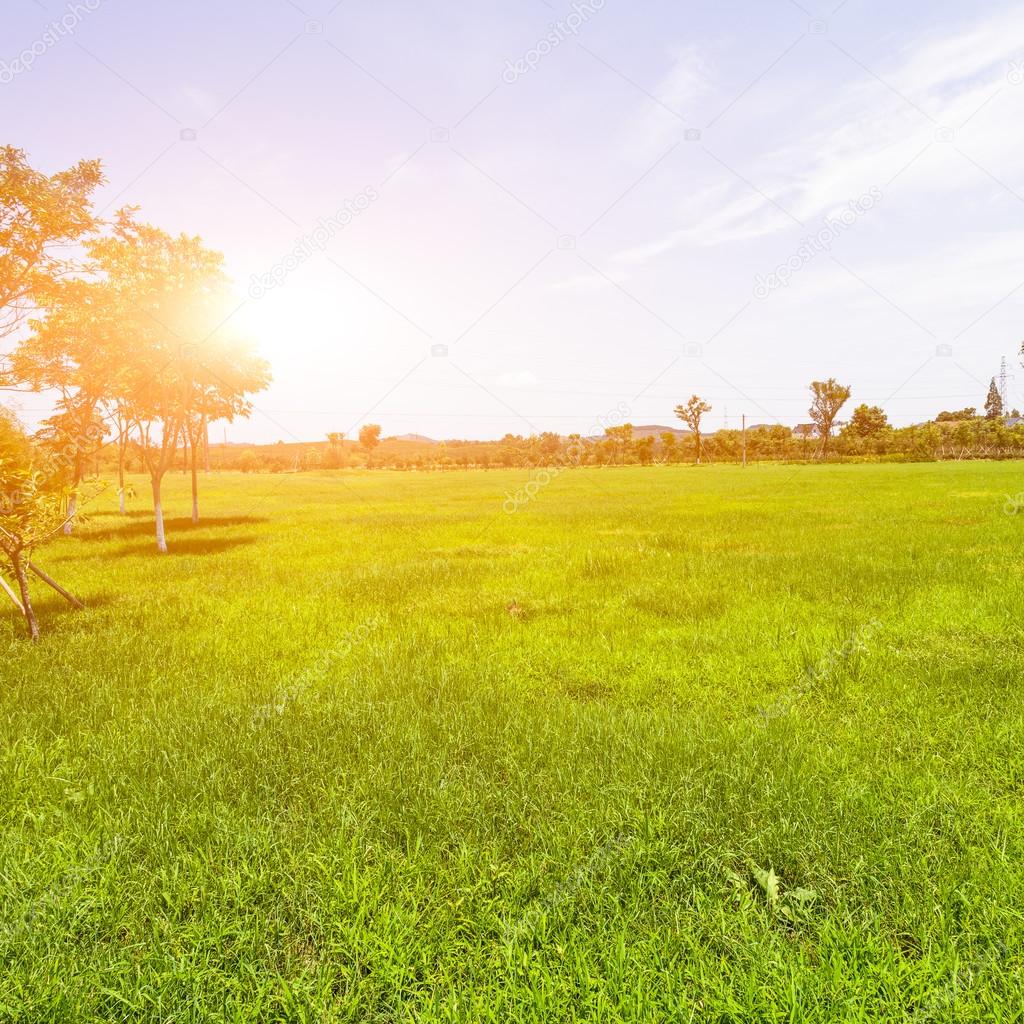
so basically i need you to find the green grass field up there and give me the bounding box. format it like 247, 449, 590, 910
2, 463, 1023, 1022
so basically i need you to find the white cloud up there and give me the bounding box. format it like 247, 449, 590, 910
614, 182, 793, 262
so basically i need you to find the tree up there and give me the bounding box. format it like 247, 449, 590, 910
675, 396, 711, 464
845, 403, 888, 438
324, 432, 347, 469
0, 406, 40, 636
9, 277, 128, 532
538, 431, 561, 463
0, 406, 86, 639
564, 433, 584, 466
603, 423, 633, 464
808, 378, 851, 459
935, 408, 976, 422
93, 211, 268, 552
984, 378, 1003, 420
634, 435, 655, 465
182, 335, 270, 523
359, 424, 381, 466
0, 147, 103, 346
659, 431, 677, 463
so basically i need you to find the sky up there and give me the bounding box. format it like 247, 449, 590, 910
4, 0, 1024, 441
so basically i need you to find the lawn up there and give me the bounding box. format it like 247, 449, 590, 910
1, 463, 1023, 1022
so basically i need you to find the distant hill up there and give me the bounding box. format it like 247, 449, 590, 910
391, 433, 438, 444
632, 424, 690, 439
587, 424, 690, 441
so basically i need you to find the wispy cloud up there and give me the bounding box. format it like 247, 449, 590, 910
618, 9, 1024, 265
625, 44, 713, 158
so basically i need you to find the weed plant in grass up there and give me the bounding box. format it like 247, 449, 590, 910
1, 463, 1023, 1021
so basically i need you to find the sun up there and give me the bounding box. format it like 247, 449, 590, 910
232, 278, 349, 361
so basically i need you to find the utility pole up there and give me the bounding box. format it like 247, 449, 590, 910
742, 413, 747, 466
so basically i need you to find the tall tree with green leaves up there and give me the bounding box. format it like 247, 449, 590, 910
180, 335, 270, 524
359, 424, 381, 467
0, 146, 102, 347
1, 147, 105, 530
808, 379, 851, 459
10, 277, 126, 532
603, 423, 633, 464
92, 211, 268, 551
675, 396, 711, 464
984, 377, 1003, 420
659, 431, 677, 463
845, 403, 888, 438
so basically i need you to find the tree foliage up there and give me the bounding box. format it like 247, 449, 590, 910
359, 424, 382, 466
0, 146, 102, 344
0, 407, 82, 639
984, 378, 1003, 420
675, 396, 711, 464
808, 379, 851, 458
846, 404, 888, 438
80, 210, 270, 551
935, 408, 976, 422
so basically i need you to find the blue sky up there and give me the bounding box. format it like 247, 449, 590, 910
4, 0, 1024, 440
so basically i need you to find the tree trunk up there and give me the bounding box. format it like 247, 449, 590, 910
63, 490, 78, 536
152, 476, 168, 554
696, 431, 702, 465
190, 434, 200, 524
118, 430, 127, 514
11, 549, 39, 641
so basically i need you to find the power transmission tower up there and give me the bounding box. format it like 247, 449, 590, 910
999, 355, 1013, 412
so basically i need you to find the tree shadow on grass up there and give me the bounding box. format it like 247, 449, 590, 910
60, 526, 261, 561
109, 534, 259, 558
2, 592, 119, 639
82, 515, 267, 542
36, 591, 118, 616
